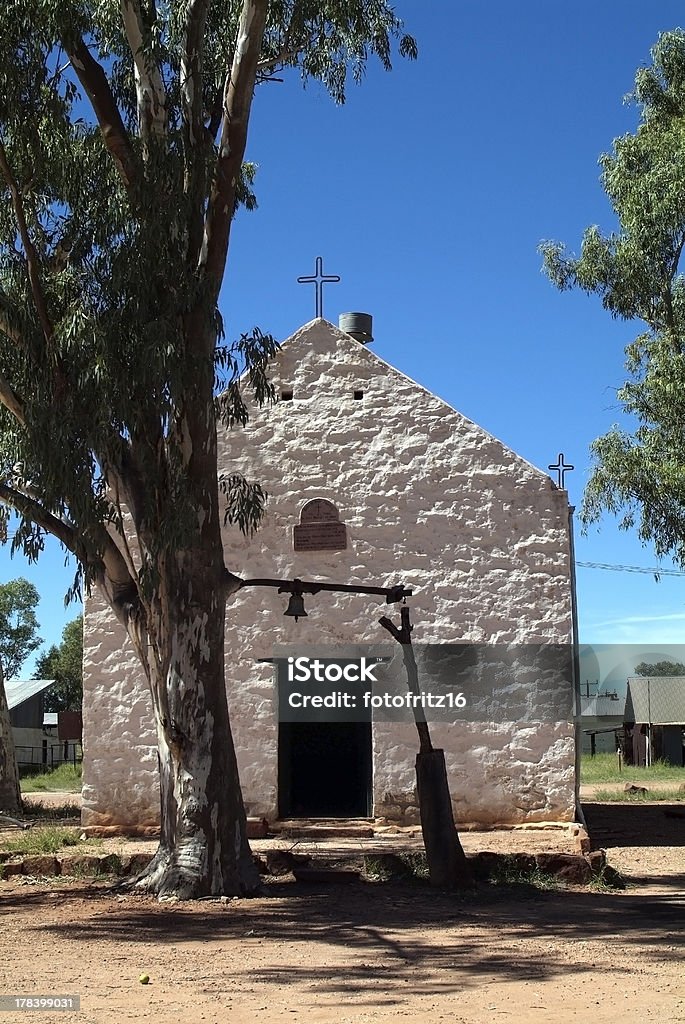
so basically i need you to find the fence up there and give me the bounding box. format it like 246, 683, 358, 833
15, 741, 83, 774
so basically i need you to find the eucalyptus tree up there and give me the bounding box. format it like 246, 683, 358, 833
542, 30, 685, 562
0, 578, 42, 679
0, 2, 416, 897
36, 615, 83, 712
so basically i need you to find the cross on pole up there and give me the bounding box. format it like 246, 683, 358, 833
548, 452, 574, 489
297, 256, 340, 319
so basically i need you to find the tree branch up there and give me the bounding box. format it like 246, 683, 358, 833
0, 480, 138, 623
201, 0, 268, 294
97, 529, 140, 617
379, 607, 433, 754
255, 13, 299, 76
206, 87, 224, 143
181, 0, 210, 265
0, 304, 27, 351
120, 0, 167, 145
0, 482, 78, 555
0, 372, 26, 427
256, 46, 299, 75
64, 35, 139, 192
182, 0, 209, 147
0, 139, 53, 344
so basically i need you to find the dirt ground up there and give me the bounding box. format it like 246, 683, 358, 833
0, 801, 683, 1024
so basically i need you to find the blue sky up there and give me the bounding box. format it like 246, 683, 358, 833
6, 1, 685, 672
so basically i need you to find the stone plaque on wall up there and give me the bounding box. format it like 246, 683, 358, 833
294, 499, 347, 552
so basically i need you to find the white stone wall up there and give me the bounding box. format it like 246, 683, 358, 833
82, 318, 576, 827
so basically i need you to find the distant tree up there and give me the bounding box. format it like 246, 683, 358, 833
36, 616, 83, 712
634, 661, 685, 677
541, 30, 685, 561
0, 578, 42, 677
0, 577, 42, 814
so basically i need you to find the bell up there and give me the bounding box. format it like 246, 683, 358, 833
284, 593, 307, 621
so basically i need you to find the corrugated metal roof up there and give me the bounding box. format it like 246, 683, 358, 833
625, 676, 685, 725
580, 694, 626, 718
4, 678, 55, 711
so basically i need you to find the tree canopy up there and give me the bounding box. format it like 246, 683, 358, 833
541, 29, 685, 562
0, 577, 42, 678
0, 1, 414, 598
634, 660, 685, 677
0, 0, 416, 897
36, 615, 83, 711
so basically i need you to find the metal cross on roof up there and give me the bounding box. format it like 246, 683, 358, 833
297, 256, 340, 319
548, 452, 574, 489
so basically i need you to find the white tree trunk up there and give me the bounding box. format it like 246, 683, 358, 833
0, 663, 22, 815
124, 546, 260, 899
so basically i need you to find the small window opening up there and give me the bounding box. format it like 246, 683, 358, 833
281, 390, 294, 402
353, 390, 364, 401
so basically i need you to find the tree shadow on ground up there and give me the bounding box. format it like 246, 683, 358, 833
1, 879, 682, 1000
583, 801, 685, 847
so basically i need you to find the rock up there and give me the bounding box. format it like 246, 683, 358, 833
601, 865, 626, 889
246, 817, 269, 839
585, 850, 606, 874
0, 861, 24, 879
59, 855, 103, 876
118, 853, 154, 875
403, 805, 421, 825
22, 856, 59, 877
264, 851, 300, 876
378, 805, 403, 821
252, 854, 270, 875
573, 827, 591, 855
468, 851, 501, 880
81, 825, 160, 838
535, 853, 591, 884
364, 854, 412, 879
623, 783, 648, 794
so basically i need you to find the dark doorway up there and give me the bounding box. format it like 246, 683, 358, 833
278, 720, 372, 817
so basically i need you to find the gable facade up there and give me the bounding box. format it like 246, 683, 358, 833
82, 319, 576, 828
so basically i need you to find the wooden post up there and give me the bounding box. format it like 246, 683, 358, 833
379, 606, 472, 889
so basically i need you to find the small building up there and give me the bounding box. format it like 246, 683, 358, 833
579, 692, 625, 755
43, 709, 83, 767
6, 678, 55, 770
625, 676, 685, 767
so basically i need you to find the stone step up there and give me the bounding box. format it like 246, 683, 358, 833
271, 818, 375, 839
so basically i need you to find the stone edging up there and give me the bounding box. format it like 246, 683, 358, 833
0, 848, 619, 887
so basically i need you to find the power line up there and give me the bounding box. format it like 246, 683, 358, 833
1, 530, 683, 579
576, 560, 685, 577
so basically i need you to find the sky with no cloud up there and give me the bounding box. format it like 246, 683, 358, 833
5, 2, 685, 672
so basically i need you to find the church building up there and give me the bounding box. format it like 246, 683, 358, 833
82, 316, 577, 829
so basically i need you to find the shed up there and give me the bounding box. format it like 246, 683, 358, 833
625, 676, 685, 767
